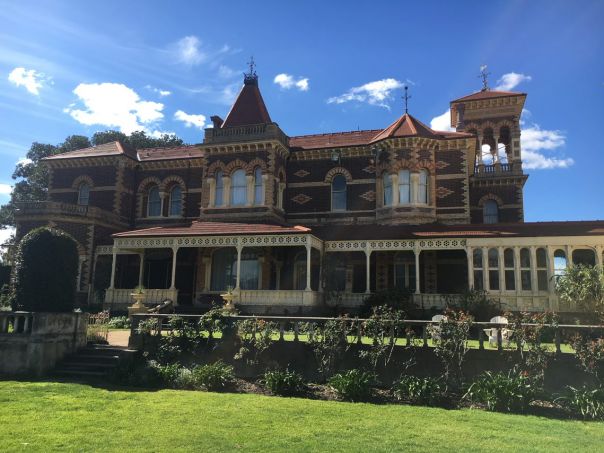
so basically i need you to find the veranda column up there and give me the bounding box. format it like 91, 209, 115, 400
482, 246, 489, 291
466, 247, 474, 289
530, 246, 538, 295
566, 245, 573, 267
513, 247, 521, 295
109, 249, 117, 289
414, 246, 421, 295
169, 246, 178, 290
546, 246, 556, 293
138, 251, 145, 287
595, 245, 603, 267
364, 248, 372, 294
305, 243, 312, 291
202, 256, 212, 291
235, 244, 243, 290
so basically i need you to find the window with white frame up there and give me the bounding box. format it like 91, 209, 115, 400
169, 185, 182, 216
418, 169, 429, 204
231, 169, 247, 206
253, 167, 263, 205
536, 248, 548, 291
398, 169, 411, 204
383, 173, 392, 206
147, 185, 161, 217
520, 248, 532, 291
77, 183, 90, 206
331, 174, 347, 211
488, 248, 499, 290
215, 170, 224, 206
473, 248, 484, 291
504, 248, 515, 290
483, 200, 499, 224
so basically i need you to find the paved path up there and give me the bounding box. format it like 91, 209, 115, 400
107, 330, 130, 347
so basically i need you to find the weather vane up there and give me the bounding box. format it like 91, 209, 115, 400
402, 85, 411, 114
247, 56, 256, 76
479, 64, 490, 91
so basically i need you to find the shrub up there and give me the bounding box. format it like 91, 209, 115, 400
359, 305, 407, 372
362, 288, 416, 316
328, 369, 376, 401
108, 316, 131, 329
191, 361, 234, 391
556, 385, 604, 420
235, 319, 277, 366
263, 369, 305, 396
307, 317, 353, 380
112, 357, 163, 388
555, 264, 604, 319
444, 289, 501, 321
464, 371, 539, 413
393, 375, 444, 406
12, 227, 78, 312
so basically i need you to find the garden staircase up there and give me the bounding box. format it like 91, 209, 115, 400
54, 344, 135, 380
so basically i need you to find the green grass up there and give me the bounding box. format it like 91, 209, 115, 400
0, 381, 602, 452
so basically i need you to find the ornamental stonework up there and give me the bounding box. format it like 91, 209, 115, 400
291, 193, 312, 205
436, 186, 454, 199
360, 190, 376, 202
362, 165, 375, 174
294, 169, 310, 178
435, 160, 450, 170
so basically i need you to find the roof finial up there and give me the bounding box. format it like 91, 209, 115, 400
402, 85, 411, 114
478, 64, 490, 91
244, 56, 258, 84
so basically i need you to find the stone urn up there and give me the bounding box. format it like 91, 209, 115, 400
220, 289, 237, 313
128, 288, 148, 318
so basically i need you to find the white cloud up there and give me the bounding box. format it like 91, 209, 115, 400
175, 36, 205, 65
16, 157, 33, 167
0, 227, 15, 251
0, 183, 12, 195
174, 110, 207, 129
145, 85, 171, 97
327, 78, 404, 109
65, 83, 164, 134
521, 124, 573, 169
274, 73, 310, 91
495, 72, 532, 91
430, 109, 454, 132
8, 67, 48, 95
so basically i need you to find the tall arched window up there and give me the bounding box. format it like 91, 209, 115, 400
253, 167, 263, 205
398, 170, 410, 204
169, 185, 182, 217
536, 248, 548, 291
554, 249, 567, 277
473, 248, 484, 291
483, 200, 499, 224
418, 169, 429, 204
147, 186, 161, 217
331, 174, 347, 211
488, 248, 499, 290
520, 248, 531, 291
77, 183, 90, 206
231, 169, 247, 206
215, 171, 224, 207
504, 248, 515, 290
383, 173, 392, 206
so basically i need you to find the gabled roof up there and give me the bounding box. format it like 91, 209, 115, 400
43, 141, 138, 161
113, 221, 310, 238
451, 90, 526, 103
371, 113, 473, 143
221, 79, 272, 128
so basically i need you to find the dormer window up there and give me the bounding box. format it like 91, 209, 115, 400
77, 183, 90, 206
231, 169, 247, 206
147, 186, 161, 217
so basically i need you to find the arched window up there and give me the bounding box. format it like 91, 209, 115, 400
168, 185, 182, 217
383, 173, 392, 206
504, 248, 515, 290
418, 170, 429, 204
253, 167, 263, 205
215, 171, 224, 207
520, 248, 531, 291
77, 183, 90, 206
488, 248, 499, 290
147, 186, 161, 217
231, 169, 247, 206
398, 170, 410, 204
331, 174, 347, 211
473, 248, 484, 290
536, 248, 548, 291
483, 200, 499, 224
572, 249, 596, 266
554, 249, 567, 277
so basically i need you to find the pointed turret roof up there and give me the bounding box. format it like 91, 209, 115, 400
371, 113, 439, 142
221, 70, 272, 128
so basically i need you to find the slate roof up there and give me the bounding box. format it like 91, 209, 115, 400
221, 79, 272, 128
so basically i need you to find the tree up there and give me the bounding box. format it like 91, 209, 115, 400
92, 130, 183, 149
556, 265, 604, 319
12, 227, 79, 312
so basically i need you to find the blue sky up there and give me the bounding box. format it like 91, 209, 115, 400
1, 0, 603, 240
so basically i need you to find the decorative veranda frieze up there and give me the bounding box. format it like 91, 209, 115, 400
324, 238, 467, 252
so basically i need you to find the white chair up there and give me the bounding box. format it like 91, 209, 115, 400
430, 314, 447, 341
484, 316, 510, 347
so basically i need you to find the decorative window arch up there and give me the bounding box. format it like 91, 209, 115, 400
147, 185, 161, 217
77, 182, 90, 206
398, 169, 411, 204
230, 169, 247, 206
224, 159, 249, 176
483, 199, 499, 224
331, 174, 347, 211
207, 161, 226, 178
324, 167, 352, 184
253, 167, 263, 205
383, 172, 393, 206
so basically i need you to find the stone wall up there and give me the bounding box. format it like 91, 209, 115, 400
0, 312, 88, 376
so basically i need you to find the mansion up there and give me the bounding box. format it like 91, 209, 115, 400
14, 67, 604, 314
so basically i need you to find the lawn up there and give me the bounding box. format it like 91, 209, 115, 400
0, 381, 602, 452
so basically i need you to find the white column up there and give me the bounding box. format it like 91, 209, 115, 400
493, 136, 500, 163
305, 243, 312, 291
466, 247, 474, 289
514, 247, 521, 294
365, 249, 372, 294
498, 246, 505, 292
202, 256, 212, 291
414, 247, 421, 295
595, 246, 603, 268
482, 246, 489, 291
109, 249, 117, 289
566, 245, 573, 267
138, 251, 145, 286
546, 246, 556, 293
235, 244, 243, 290
169, 247, 178, 290
530, 246, 538, 295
